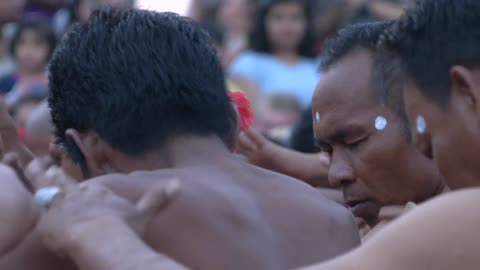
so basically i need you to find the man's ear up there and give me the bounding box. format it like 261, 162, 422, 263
450, 66, 479, 113
65, 129, 107, 177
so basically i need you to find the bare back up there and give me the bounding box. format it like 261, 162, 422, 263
97, 157, 360, 269
0, 157, 359, 270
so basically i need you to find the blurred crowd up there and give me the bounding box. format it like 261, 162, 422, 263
0, 0, 408, 151
190, 0, 409, 147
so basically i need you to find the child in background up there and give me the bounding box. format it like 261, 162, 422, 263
230, 0, 319, 108
0, 20, 56, 108
11, 94, 44, 128
256, 93, 302, 144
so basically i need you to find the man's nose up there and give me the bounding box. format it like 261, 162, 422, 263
328, 150, 355, 188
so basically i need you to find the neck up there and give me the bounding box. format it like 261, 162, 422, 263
273, 50, 300, 64
111, 135, 232, 173
19, 68, 44, 77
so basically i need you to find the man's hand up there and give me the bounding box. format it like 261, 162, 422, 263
235, 129, 277, 170
235, 128, 331, 187
24, 157, 76, 191
0, 98, 34, 168
362, 202, 416, 242
36, 179, 181, 255
0, 164, 38, 255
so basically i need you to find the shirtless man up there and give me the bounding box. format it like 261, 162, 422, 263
305, 1, 480, 268
311, 21, 445, 229
51, 1, 480, 269
306, 0, 480, 268
0, 9, 359, 270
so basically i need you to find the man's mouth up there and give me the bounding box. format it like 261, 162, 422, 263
345, 198, 376, 221
346, 198, 369, 209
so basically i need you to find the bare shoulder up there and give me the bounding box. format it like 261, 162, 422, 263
242, 166, 360, 263
249, 165, 355, 221
347, 189, 480, 270
92, 170, 285, 269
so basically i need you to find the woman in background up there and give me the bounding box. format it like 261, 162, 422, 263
229, 0, 318, 108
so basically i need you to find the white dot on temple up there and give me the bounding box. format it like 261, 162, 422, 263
416, 115, 426, 134
375, 116, 388, 131
315, 112, 321, 122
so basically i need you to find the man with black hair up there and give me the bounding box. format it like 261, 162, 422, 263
0, 8, 359, 270
45, 2, 480, 269
304, 1, 480, 268
383, 0, 480, 191
313, 21, 445, 230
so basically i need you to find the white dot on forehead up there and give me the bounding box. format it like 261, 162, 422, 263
416, 115, 426, 134
315, 112, 320, 122
375, 116, 388, 131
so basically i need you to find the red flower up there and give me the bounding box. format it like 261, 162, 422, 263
17, 127, 25, 142
229, 91, 254, 130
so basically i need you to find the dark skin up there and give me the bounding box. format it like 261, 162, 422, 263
0, 133, 360, 270
302, 52, 480, 270
403, 66, 480, 189
235, 128, 331, 187
311, 48, 444, 227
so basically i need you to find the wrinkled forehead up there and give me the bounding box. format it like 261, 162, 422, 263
313, 50, 379, 133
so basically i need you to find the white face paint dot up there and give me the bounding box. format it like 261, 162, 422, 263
315, 112, 321, 123
416, 115, 426, 134
375, 116, 388, 131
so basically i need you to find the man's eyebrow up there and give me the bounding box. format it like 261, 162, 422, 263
329, 129, 350, 142
316, 125, 366, 143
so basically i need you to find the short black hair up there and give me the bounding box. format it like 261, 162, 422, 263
320, 21, 388, 71
10, 20, 57, 62
249, 0, 316, 58
320, 21, 410, 138
381, 0, 480, 108
49, 9, 235, 166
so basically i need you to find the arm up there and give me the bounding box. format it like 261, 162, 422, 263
0, 99, 34, 167
0, 165, 39, 256
236, 129, 330, 187
268, 149, 330, 187
301, 189, 480, 270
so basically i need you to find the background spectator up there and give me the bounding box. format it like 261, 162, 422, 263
217, 0, 255, 66
187, 0, 221, 23
22, 0, 65, 22
256, 93, 302, 144
0, 32, 15, 78
0, 21, 56, 108
11, 94, 43, 127
230, 0, 318, 109
0, 0, 25, 23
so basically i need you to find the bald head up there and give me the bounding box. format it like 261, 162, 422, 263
25, 101, 52, 156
